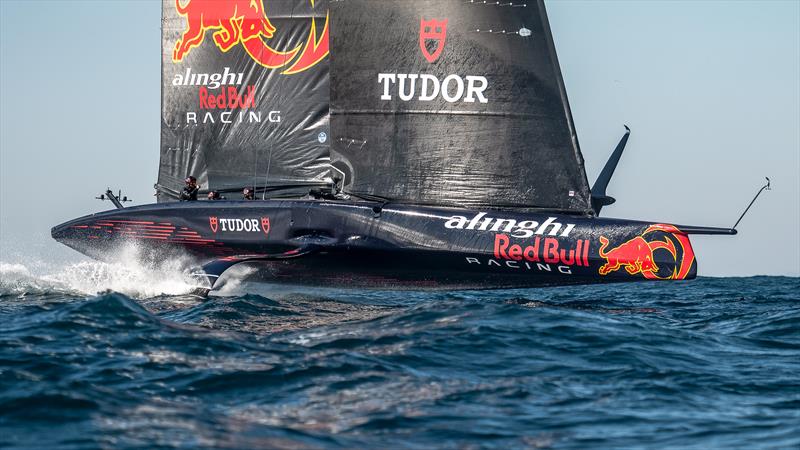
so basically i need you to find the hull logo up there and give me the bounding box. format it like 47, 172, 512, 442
444, 213, 575, 238
209, 216, 219, 233
261, 217, 271, 237
598, 224, 695, 279
207, 217, 270, 236
420, 18, 447, 63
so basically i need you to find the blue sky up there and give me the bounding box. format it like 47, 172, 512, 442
1, 0, 798, 276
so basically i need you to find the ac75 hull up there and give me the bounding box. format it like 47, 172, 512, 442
51, 200, 698, 291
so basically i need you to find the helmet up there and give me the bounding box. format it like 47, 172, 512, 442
185, 176, 196, 184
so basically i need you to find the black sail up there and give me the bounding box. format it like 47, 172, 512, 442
329, 0, 592, 214
158, 0, 331, 201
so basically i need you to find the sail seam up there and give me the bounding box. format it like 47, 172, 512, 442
331, 109, 556, 118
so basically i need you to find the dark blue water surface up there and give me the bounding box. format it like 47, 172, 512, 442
1, 269, 798, 449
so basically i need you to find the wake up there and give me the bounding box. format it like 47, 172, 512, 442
0, 244, 202, 299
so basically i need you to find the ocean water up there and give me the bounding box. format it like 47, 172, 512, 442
0, 260, 798, 449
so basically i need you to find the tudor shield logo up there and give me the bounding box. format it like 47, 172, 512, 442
420, 18, 447, 63
209, 216, 219, 233
261, 217, 271, 237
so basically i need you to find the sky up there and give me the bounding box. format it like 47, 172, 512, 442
0, 0, 798, 276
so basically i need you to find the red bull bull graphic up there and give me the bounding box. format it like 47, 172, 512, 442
283, 13, 329, 75
598, 224, 695, 280
172, 0, 328, 74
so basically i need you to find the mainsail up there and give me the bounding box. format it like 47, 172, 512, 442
158, 0, 330, 201
159, 0, 593, 213
330, 0, 593, 213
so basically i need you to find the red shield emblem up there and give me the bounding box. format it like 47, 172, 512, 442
209, 216, 218, 233
419, 18, 448, 63
261, 217, 271, 237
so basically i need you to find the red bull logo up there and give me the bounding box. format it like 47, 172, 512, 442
172, 0, 329, 74
598, 224, 695, 280
419, 18, 448, 63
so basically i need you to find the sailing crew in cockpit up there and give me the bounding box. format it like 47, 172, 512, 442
242, 188, 255, 200
180, 176, 199, 201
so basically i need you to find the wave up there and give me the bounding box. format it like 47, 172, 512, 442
0, 244, 205, 299
1, 276, 799, 448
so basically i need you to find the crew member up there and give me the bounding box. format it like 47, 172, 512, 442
207, 191, 223, 200
180, 176, 199, 201
243, 188, 255, 200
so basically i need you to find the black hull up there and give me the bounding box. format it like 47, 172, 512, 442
52, 200, 699, 291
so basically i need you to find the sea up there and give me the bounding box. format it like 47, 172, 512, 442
0, 259, 798, 450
